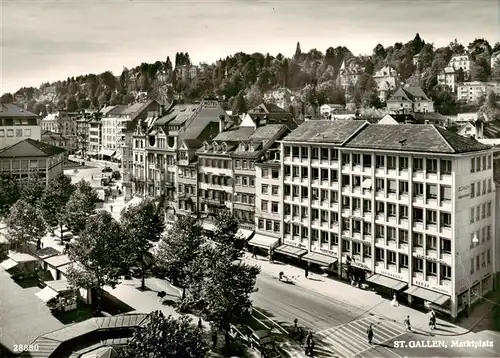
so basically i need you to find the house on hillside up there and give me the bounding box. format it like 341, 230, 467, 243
386, 86, 434, 114
456, 82, 497, 104
338, 59, 363, 89
379, 112, 448, 126
437, 67, 460, 92
373, 66, 399, 102
262, 88, 295, 109
320, 104, 345, 118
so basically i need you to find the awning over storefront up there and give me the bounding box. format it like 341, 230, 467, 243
302, 252, 337, 266
0, 258, 19, 271
202, 222, 215, 232
45, 280, 73, 293
366, 274, 407, 291
350, 261, 371, 271
100, 149, 116, 157
248, 234, 279, 249
404, 285, 450, 305
35, 286, 59, 303
236, 229, 254, 241
274, 245, 308, 259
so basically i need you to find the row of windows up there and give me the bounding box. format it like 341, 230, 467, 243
470, 179, 493, 198
200, 158, 232, 169
262, 184, 279, 196
178, 184, 196, 195
283, 148, 452, 174
261, 200, 279, 214
261, 168, 280, 179
470, 226, 493, 247
0, 128, 31, 137
470, 154, 492, 173
470, 250, 492, 274
470, 202, 493, 223
199, 174, 231, 186
178, 168, 196, 179
234, 193, 255, 205
0, 159, 48, 171
234, 209, 253, 223
257, 219, 281, 233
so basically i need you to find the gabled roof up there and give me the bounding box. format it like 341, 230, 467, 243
0, 138, 66, 158
178, 103, 229, 146
387, 86, 431, 102
249, 103, 289, 114
212, 127, 255, 142
282, 120, 368, 144
0, 103, 38, 118
41, 130, 68, 141
344, 124, 491, 153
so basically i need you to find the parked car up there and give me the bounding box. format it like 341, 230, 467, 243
249, 330, 281, 358
102, 166, 112, 173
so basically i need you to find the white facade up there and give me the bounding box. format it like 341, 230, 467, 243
437, 67, 459, 92
279, 141, 495, 318
0, 122, 40, 149
457, 82, 494, 103
449, 55, 472, 74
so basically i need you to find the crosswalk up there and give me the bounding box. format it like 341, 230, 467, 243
314, 315, 404, 357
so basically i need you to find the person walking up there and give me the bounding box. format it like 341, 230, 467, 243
309, 338, 315, 357
367, 324, 374, 344
251, 246, 257, 259
305, 265, 309, 279
429, 310, 436, 330
211, 331, 218, 349
404, 315, 412, 331
110, 205, 113, 212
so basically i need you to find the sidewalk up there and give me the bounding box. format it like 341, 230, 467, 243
244, 253, 474, 337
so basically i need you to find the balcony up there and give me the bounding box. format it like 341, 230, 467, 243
413, 170, 424, 180
413, 195, 424, 206
330, 222, 339, 231
413, 221, 424, 230
375, 236, 384, 245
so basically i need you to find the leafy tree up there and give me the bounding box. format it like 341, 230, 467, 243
430, 85, 457, 115
97, 92, 108, 107
64, 181, 98, 235
67, 211, 126, 309
0, 174, 20, 216
0, 93, 14, 103
491, 58, 500, 80
212, 210, 240, 253
122, 311, 206, 358
121, 199, 165, 290
19, 174, 45, 206
468, 38, 492, 61
245, 84, 263, 109
78, 98, 91, 109
231, 90, 247, 114
155, 216, 204, 300
471, 56, 491, 81
6, 200, 46, 252
192, 243, 260, 347
165, 56, 173, 71
39, 174, 75, 229
449, 39, 465, 55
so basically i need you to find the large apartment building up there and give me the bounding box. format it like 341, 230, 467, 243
273, 120, 495, 318
40, 111, 79, 154
0, 104, 40, 149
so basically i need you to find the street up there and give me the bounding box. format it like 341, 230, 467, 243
64, 157, 119, 184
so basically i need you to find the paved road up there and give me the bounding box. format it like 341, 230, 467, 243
252, 271, 364, 332
64, 158, 118, 184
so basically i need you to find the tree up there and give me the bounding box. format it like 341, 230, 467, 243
39, 174, 75, 234
0, 93, 14, 103
121, 199, 165, 290
64, 181, 98, 235
245, 84, 263, 109
212, 210, 240, 254
470, 56, 491, 81
0, 174, 20, 217
6, 200, 46, 252
67, 211, 126, 309
294, 41, 302, 61
122, 311, 206, 358
19, 174, 45, 206
192, 244, 260, 347
155, 216, 204, 300
491, 59, 500, 80
449, 39, 465, 55
231, 90, 247, 114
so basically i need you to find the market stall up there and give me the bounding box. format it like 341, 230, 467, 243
35, 280, 77, 312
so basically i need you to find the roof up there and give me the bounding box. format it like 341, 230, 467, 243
179, 102, 229, 146
44, 254, 72, 268
0, 103, 38, 118
45, 279, 73, 293
36, 247, 60, 260
212, 127, 255, 142
344, 124, 491, 154
41, 130, 68, 141
9, 252, 37, 263
0, 138, 66, 158
24, 314, 149, 357
387, 86, 431, 102
282, 120, 368, 143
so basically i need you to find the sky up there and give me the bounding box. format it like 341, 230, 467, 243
1, 0, 499, 94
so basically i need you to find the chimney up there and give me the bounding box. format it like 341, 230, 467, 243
475, 120, 484, 139
219, 115, 225, 133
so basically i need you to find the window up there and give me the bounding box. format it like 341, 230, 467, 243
363, 199, 371, 213
363, 154, 372, 167
301, 147, 308, 159
388, 251, 396, 264
7, 129, 13, 137
483, 156, 487, 171
440, 238, 451, 254
413, 258, 424, 272
273, 222, 280, 233
487, 225, 492, 240
483, 179, 486, 195
488, 179, 492, 193
235, 160, 241, 168
440, 160, 452, 174
266, 220, 272, 231
387, 204, 397, 217
399, 205, 408, 219
476, 205, 480, 221
375, 248, 384, 261
476, 255, 480, 270
414, 233, 423, 247
414, 183, 424, 196
375, 155, 384, 168
342, 153, 350, 165
388, 180, 397, 193
427, 184, 437, 199
258, 219, 264, 229
400, 254, 409, 267
330, 148, 338, 160
399, 181, 408, 195
414, 158, 423, 171
330, 169, 338, 182
376, 179, 384, 192
387, 156, 397, 169
285, 146, 291, 157
261, 200, 268, 212
262, 184, 268, 194
427, 159, 437, 173
441, 186, 451, 201
375, 225, 385, 238
272, 186, 279, 196
476, 157, 481, 171
470, 258, 474, 274
488, 155, 492, 169
320, 148, 329, 161
427, 235, 437, 250
440, 265, 451, 279
427, 210, 437, 225
471, 182, 475, 198
471, 157, 476, 173
312, 148, 319, 160
262, 169, 268, 178
399, 229, 408, 243
353, 154, 361, 165
487, 249, 491, 264
271, 202, 279, 214
476, 181, 480, 197
399, 157, 408, 170
441, 212, 451, 227
271, 169, 279, 179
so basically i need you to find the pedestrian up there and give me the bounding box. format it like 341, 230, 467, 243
367, 324, 373, 344
309, 339, 315, 357
305, 266, 309, 279
306, 331, 313, 347
211, 331, 218, 349
269, 248, 274, 263
429, 310, 436, 329
110, 205, 113, 212
198, 317, 202, 330
293, 318, 298, 331
404, 315, 411, 331
252, 246, 257, 259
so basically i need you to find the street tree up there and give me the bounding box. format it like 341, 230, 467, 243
19, 174, 45, 206
212, 210, 241, 258
66, 211, 126, 309
155, 216, 204, 300
6, 199, 46, 252
39, 174, 75, 229
193, 243, 260, 347
0, 173, 21, 217
121, 198, 164, 290
64, 181, 98, 235
122, 311, 206, 358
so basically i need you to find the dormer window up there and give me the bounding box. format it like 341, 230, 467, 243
213, 143, 219, 152
248, 144, 254, 152
203, 142, 209, 152
221, 143, 227, 152
240, 143, 246, 151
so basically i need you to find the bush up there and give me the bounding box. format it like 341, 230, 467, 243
112, 171, 121, 180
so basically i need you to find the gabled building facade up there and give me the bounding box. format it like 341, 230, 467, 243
40, 111, 79, 154
386, 86, 434, 114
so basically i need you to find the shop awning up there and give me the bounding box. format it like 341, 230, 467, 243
100, 149, 116, 157
350, 261, 371, 271
302, 252, 337, 266
274, 245, 308, 259
236, 229, 254, 240
0, 258, 19, 271
248, 234, 279, 249
366, 274, 407, 291
115, 153, 122, 160
45, 280, 73, 293
362, 178, 372, 189
202, 222, 215, 232
404, 285, 450, 305
35, 286, 59, 303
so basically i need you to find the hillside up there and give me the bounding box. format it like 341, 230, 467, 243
1, 35, 499, 117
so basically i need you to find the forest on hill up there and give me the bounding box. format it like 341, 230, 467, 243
1, 34, 499, 117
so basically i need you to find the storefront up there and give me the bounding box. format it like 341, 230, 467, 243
248, 234, 279, 256
0, 253, 38, 280
404, 285, 451, 314
99, 149, 116, 160
274, 244, 308, 263
35, 280, 78, 312
343, 258, 371, 283
365, 273, 407, 299
302, 251, 337, 273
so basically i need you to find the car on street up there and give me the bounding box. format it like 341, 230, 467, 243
249, 330, 281, 358
102, 166, 112, 173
